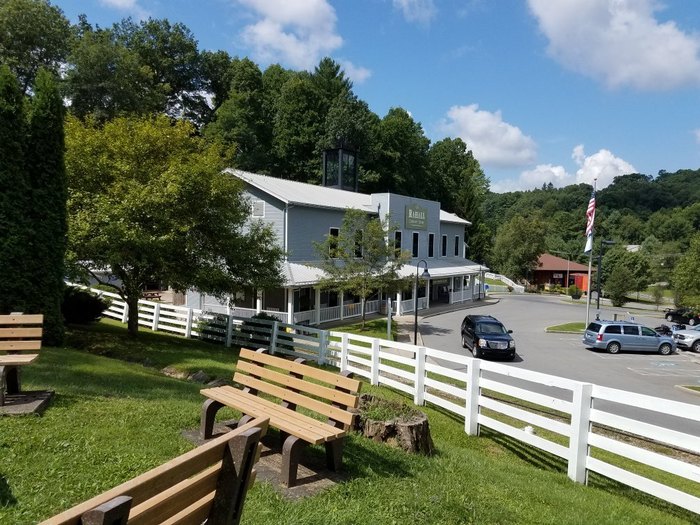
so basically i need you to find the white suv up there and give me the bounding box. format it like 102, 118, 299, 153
673, 325, 700, 352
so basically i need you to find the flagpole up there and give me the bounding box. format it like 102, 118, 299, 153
584, 178, 597, 327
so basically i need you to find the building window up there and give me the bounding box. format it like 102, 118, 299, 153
441, 235, 447, 257
454, 235, 460, 256
412, 232, 419, 257
329, 227, 339, 258
428, 233, 434, 258
394, 231, 402, 258
251, 200, 265, 217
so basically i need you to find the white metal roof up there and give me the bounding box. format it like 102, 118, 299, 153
229, 169, 471, 225
283, 259, 486, 286
230, 169, 374, 211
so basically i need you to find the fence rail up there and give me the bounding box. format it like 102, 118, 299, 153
72, 283, 700, 515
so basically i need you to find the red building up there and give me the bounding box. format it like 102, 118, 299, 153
533, 253, 590, 288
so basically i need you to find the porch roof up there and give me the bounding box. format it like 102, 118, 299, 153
283, 259, 487, 287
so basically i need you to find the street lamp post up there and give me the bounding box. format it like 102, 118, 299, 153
596, 240, 616, 310
414, 259, 430, 345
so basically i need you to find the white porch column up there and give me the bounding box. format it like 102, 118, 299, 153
396, 291, 402, 315
287, 289, 294, 324
340, 291, 344, 320
412, 279, 417, 313
470, 275, 475, 300
314, 287, 321, 325
425, 279, 430, 310
255, 290, 262, 313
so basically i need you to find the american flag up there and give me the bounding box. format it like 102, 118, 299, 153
585, 191, 596, 237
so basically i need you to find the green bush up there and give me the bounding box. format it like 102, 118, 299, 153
62, 287, 110, 324
567, 285, 582, 298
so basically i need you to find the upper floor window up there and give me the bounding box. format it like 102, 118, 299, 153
428, 233, 435, 258
251, 200, 265, 217
394, 231, 402, 258
412, 232, 419, 258
329, 227, 339, 258
454, 235, 460, 257
441, 235, 447, 257
355, 231, 363, 258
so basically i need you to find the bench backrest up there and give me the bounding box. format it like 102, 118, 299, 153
0, 314, 43, 353
234, 348, 361, 429
41, 417, 269, 525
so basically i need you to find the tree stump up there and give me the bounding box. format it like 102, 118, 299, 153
355, 394, 434, 455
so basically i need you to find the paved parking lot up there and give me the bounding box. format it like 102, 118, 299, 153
418, 294, 700, 434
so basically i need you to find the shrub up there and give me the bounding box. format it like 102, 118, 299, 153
567, 285, 582, 298
62, 286, 110, 324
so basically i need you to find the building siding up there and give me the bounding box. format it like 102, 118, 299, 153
286, 205, 348, 261
242, 185, 286, 251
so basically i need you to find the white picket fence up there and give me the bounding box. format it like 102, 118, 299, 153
76, 284, 699, 515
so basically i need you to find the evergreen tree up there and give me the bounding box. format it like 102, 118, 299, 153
0, 65, 29, 313
25, 68, 66, 344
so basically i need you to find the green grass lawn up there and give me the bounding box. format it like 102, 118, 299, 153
546, 322, 586, 333
1, 321, 696, 524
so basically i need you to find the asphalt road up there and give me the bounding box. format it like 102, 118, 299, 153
419, 294, 700, 436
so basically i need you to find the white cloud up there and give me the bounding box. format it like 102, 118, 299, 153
491, 164, 573, 193
438, 104, 537, 168
99, 0, 148, 19
527, 0, 700, 90
392, 0, 436, 24
572, 144, 636, 187
340, 60, 372, 85
237, 0, 343, 70
490, 145, 635, 193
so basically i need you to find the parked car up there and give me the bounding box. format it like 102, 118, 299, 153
673, 325, 700, 352
664, 307, 700, 326
653, 324, 685, 336
582, 320, 675, 355
461, 314, 516, 360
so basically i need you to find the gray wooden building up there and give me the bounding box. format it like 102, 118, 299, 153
187, 169, 486, 325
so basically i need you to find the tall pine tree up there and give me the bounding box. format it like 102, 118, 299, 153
0, 65, 30, 313
26, 68, 66, 344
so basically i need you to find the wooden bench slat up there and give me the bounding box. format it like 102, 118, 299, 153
160, 492, 214, 525
40, 417, 268, 525
0, 341, 42, 351
0, 354, 39, 366
202, 387, 342, 445
128, 465, 219, 525
233, 372, 356, 427
239, 348, 361, 393
236, 360, 359, 409
0, 314, 44, 324
202, 387, 335, 444
0, 327, 43, 338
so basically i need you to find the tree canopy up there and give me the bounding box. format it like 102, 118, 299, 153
65, 115, 284, 335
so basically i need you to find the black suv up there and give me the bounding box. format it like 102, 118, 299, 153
461, 314, 516, 360
664, 307, 699, 326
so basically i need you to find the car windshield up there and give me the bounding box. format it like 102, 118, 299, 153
477, 322, 507, 334
586, 322, 601, 332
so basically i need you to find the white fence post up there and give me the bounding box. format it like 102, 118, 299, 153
184, 308, 194, 338
318, 330, 327, 365
414, 346, 426, 406
270, 321, 278, 355
121, 302, 129, 324
568, 382, 593, 483
225, 314, 233, 348
151, 303, 160, 331
340, 333, 349, 372
371, 338, 380, 386
465, 359, 481, 435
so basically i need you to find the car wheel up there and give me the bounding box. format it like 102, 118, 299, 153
473, 347, 481, 359
692, 340, 700, 353
666, 314, 673, 322
462, 335, 468, 348
689, 318, 697, 326
658, 343, 672, 356
606, 341, 621, 354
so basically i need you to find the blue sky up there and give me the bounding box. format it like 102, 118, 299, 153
54, 0, 700, 193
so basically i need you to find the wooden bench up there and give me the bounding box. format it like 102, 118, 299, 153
200, 348, 362, 487
0, 314, 43, 406
41, 417, 269, 525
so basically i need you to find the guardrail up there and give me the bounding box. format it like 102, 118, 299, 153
72, 283, 699, 514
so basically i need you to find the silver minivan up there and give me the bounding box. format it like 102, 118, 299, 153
582, 320, 675, 355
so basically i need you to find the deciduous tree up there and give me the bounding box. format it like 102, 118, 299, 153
65, 115, 284, 336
